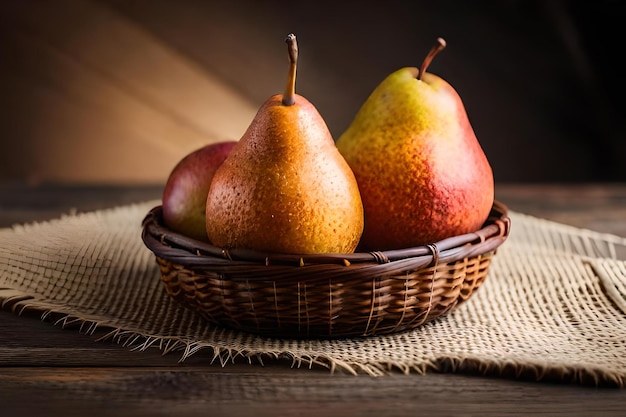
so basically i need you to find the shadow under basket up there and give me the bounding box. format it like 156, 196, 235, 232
141, 201, 511, 339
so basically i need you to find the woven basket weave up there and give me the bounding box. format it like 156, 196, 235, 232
141, 201, 510, 339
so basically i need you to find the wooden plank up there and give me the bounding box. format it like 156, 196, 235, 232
496, 183, 626, 238
1, 365, 625, 417
0, 183, 162, 228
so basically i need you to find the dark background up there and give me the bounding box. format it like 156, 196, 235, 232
1, 0, 624, 183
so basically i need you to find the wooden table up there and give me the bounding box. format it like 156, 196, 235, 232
1, 183, 625, 417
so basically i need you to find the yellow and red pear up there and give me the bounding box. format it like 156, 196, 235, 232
205, 34, 363, 254
336, 38, 494, 250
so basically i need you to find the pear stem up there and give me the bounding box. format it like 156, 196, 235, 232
418, 37, 446, 80
283, 33, 298, 106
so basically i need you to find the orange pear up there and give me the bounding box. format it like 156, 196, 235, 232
205, 34, 363, 254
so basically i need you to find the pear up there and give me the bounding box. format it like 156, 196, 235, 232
336, 38, 494, 251
162, 141, 236, 241
205, 34, 364, 255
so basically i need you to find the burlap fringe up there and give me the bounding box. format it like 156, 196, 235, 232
3, 292, 624, 388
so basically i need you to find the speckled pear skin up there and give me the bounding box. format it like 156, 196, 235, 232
205, 94, 364, 255
336, 67, 494, 251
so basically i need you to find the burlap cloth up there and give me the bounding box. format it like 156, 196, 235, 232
1, 201, 625, 386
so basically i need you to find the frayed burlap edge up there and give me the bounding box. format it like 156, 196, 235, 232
2, 291, 624, 388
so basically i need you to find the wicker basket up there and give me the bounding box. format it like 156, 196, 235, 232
141, 201, 510, 339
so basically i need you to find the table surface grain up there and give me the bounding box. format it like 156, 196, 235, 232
1, 182, 625, 417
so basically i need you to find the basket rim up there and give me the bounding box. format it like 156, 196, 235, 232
141, 200, 510, 271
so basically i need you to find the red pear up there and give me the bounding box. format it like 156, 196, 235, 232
162, 141, 236, 241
